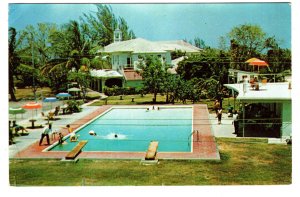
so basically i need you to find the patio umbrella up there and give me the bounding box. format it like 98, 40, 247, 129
246, 58, 269, 72
56, 92, 71, 98
43, 97, 58, 110
9, 107, 26, 121
68, 87, 81, 98
22, 102, 42, 120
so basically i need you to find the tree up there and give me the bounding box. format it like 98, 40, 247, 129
263, 36, 291, 74
140, 56, 167, 103
81, 4, 135, 47
194, 37, 206, 49
67, 69, 92, 101
228, 24, 266, 70
8, 27, 20, 101
41, 20, 92, 92
176, 48, 230, 100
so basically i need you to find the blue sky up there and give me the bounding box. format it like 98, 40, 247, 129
9, 3, 291, 48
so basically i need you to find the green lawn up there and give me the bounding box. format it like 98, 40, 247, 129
9, 138, 291, 186
90, 94, 239, 113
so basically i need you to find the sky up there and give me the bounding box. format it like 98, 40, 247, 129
8, 2, 291, 49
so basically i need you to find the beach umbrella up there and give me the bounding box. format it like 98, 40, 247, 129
9, 107, 26, 121
43, 97, 58, 110
68, 87, 81, 98
56, 92, 71, 98
246, 58, 269, 73
67, 87, 81, 92
22, 102, 42, 120
245, 57, 261, 63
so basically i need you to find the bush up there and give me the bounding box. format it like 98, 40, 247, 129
66, 100, 83, 113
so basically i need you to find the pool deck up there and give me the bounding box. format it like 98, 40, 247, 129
11, 104, 220, 160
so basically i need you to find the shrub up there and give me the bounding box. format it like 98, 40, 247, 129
66, 100, 83, 113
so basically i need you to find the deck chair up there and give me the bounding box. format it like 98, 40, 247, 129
48, 112, 55, 120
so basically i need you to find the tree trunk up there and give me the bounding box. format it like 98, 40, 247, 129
9, 69, 17, 101
153, 92, 157, 103
166, 92, 169, 103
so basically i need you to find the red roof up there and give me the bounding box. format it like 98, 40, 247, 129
123, 70, 143, 81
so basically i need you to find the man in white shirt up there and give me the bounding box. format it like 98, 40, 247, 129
39, 124, 52, 146
232, 111, 239, 134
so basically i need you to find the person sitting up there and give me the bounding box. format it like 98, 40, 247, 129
51, 129, 59, 141
54, 106, 60, 116
12, 120, 29, 135
89, 130, 97, 136
58, 132, 64, 145
70, 132, 78, 142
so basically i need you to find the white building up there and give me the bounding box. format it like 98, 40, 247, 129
225, 81, 292, 139
99, 32, 202, 71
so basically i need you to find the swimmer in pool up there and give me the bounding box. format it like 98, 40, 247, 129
89, 130, 97, 136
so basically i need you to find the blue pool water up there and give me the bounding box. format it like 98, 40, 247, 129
50, 107, 193, 152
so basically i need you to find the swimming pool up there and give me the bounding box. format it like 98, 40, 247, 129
49, 106, 193, 152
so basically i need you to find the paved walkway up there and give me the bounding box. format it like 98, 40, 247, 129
209, 113, 237, 138
9, 101, 105, 158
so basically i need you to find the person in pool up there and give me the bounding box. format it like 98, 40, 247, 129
89, 130, 97, 136
58, 132, 64, 145
70, 132, 78, 142
114, 134, 118, 138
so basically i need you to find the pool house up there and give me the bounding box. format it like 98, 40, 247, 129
225, 80, 292, 139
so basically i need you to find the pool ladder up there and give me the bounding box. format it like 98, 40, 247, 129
188, 130, 199, 147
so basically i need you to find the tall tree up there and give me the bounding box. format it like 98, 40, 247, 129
81, 4, 135, 47
41, 20, 91, 92
263, 36, 291, 74
194, 37, 206, 49
140, 56, 167, 103
177, 48, 230, 100
228, 24, 266, 70
8, 27, 21, 101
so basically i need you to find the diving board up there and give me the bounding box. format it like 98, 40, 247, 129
145, 141, 159, 160
65, 140, 88, 160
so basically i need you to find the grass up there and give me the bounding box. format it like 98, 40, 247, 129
9, 138, 291, 186
90, 93, 239, 113
14, 87, 53, 100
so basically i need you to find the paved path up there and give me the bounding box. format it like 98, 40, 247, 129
209, 113, 237, 138
9, 101, 103, 158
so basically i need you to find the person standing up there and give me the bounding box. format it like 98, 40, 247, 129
232, 110, 239, 134
39, 124, 52, 146
217, 108, 222, 125
214, 100, 220, 118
